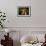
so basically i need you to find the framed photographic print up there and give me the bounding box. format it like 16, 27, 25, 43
17, 6, 31, 17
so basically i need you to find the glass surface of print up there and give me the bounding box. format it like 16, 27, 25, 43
18, 6, 31, 17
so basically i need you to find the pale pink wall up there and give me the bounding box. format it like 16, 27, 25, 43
0, 0, 46, 27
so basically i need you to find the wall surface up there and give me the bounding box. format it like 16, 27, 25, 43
0, 0, 46, 27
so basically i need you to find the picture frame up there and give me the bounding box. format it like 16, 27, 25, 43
17, 6, 31, 17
